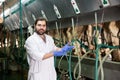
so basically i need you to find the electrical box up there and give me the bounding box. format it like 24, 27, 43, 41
53, 4, 61, 19
71, 0, 80, 14
101, 0, 110, 7
41, 10, 48, 21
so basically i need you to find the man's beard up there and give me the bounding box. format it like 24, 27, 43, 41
35, 29, 46, 35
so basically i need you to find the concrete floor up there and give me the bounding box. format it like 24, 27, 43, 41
0, 71, 25, 80
0, 70, 93, 80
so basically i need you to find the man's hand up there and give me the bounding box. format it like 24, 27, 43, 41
61, 43, 74, 52
53, 43, 74, 57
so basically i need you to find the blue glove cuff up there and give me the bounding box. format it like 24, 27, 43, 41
53, 50, 66, 56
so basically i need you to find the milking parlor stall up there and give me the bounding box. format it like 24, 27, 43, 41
0, 0, 120, 80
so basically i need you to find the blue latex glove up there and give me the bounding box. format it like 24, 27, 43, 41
53, 50, 66, 56
61, 43, 74, 52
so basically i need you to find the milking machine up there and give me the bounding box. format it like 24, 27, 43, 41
55, 12, 120, 80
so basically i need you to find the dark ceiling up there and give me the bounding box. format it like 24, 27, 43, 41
0, 0, 120, 31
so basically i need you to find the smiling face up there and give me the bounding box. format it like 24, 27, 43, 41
35, 19, 47, 35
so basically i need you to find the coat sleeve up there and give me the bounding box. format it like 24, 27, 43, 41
24, 38, 44, 61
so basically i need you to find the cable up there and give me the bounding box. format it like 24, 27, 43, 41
98, 49, 114, 80
58, 55, 69, 75
98, 51, 104, 80
94, 12, 99, 80
73, 42, 81, 80
68, 50, 73, 80
73, 50, 91, 80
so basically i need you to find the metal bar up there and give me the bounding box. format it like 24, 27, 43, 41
19, 0, 24, 80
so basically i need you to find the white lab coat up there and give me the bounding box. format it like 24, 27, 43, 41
24, 32, 57, 80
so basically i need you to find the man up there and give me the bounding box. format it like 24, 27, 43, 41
24, 17, 74, 80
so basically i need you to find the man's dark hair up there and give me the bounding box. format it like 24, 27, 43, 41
34, 17, 47, 25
